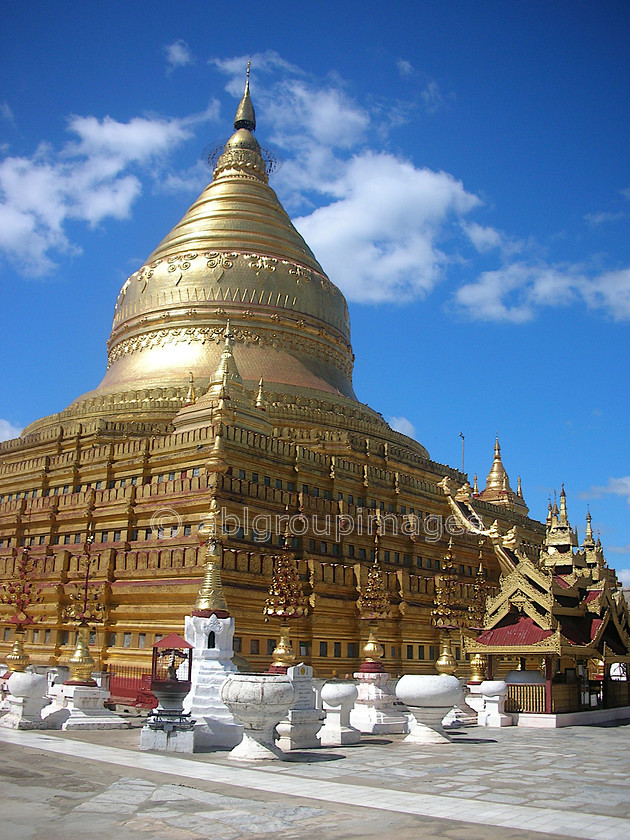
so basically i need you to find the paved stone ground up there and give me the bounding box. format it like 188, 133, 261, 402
0, 720, 629, 840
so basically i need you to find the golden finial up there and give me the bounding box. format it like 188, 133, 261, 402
473, 473, 479, 494
206, 427, 229, 474
517, 476, 523, 498
234, 61, 256, 131
185, 371, 196, 406
255, 376, 265, 410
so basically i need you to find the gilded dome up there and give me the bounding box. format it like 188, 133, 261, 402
58, 71, 356, 426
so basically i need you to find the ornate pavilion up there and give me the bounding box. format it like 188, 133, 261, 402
0, 73, 624, 689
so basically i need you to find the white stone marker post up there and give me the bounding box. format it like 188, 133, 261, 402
276, 663, 324, 751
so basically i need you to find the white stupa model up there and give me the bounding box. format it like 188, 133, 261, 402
183, 525, 242, 750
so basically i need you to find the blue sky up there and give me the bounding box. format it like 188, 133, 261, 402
1, 1, 629, 582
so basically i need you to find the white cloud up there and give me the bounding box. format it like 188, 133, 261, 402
0, 101, 15, 125
587, 476, 630, 504
421, 80, 445, 114
397, 59, 415, 77
453, 261, 630, 323
164, 40, 193, 72
267, 81, 370, 151
616, 568, 630, 587
584, 210, 625, 226
581, 269, 630, 321
608, 545, 630, 554
462, 222, 523, 257
295, 153, 479, 303
453, 263, 579, 323
0, 105, 218, 276
0, 419, 22, 441
388, 416, 416, 438
212, 53, 478, 304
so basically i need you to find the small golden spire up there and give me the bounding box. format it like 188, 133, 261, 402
473, 474, 479, 494
185, 371, 196, 406
517, 476, 523, 498
484, 434, 511, 493
234, 60, 256, 131
193, 552, 229, 616
559, 483, 568, 524
255, 376, 265, 410
206, 427, 229, 474
205, 322, 243, 399
583, 507, 595, 548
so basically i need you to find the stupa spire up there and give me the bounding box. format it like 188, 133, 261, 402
583, 507, 595, 548
484, 435, 511, 493
559, 484, 568, 525
234, 60, 256, 131
206, 322, 243, 397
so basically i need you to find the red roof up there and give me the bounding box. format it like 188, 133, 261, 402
153, 632, 192, 649
584, 590, 603, 604
476, 615, 553, 647
559, 616, 601, 646
553, 575, 572, 589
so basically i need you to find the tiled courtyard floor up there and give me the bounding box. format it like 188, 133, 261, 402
1, 720, 629, 839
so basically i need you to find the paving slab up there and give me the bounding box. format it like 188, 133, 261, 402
0, 719, 629, 839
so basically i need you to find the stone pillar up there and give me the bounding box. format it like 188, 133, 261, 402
464, 682, 485, 722
478, 679, 512, 727
276, 663, 324, 751
183, 613, 242, 749
318, 679, 361, 746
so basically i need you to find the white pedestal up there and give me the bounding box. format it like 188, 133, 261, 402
184, 614, 242, 750
318, 680, 361, 747
478, 680, 512, 727
0, 672, 50, 730
405, 706, 455, 744
443, 683, 478, 728
465, 683, 485, 718
60, 684, 130, 730
140, 725, 195, 753
276, 664, 324, 751
350, 671, 408, 734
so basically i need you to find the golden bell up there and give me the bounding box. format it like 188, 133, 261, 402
270, 621, 296, 671
469, 652, 487, 683
435, 631, 457, 675
6, 630, 30, 673
362, 625, 384, 662
67, 628, 97, 685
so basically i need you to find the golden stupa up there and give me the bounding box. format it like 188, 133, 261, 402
0, 70, 548, 681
